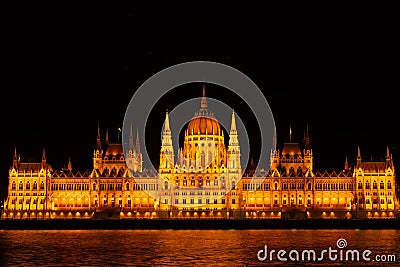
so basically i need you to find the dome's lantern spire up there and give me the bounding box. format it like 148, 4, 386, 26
200, 83, 208, 112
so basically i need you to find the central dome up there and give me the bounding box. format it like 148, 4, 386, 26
187, 115, 221, 135
186, 85, 222, 136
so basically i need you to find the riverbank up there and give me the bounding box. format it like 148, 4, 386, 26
1, 218, 399, 230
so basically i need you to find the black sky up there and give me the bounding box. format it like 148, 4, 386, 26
1, 6, 399, 198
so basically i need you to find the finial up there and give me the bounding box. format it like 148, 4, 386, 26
200, 83, 208, 111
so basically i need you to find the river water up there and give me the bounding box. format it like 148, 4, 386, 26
0, 229, 399, 266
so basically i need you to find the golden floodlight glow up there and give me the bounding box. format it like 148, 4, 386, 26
2, 93, 398, 220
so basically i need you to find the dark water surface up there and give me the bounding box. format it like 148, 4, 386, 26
0, 229, 399, 266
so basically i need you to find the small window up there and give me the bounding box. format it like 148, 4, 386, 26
358, 182, 363, 190
373, 181, 377, 189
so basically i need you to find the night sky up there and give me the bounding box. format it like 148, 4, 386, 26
1, 7, 398, 199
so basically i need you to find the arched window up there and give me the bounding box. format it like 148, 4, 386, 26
387, 181, 392, 190
12, 181, 16, 190
33, 181, 38, 190
40, 181, 44, 190
93, 183, 97, 191
365, 181, 370, 189
274, 183, 278, 190
373, 181, 377, 189
308, 183, 312, 190
164, 181, 169, 190
231, 181, 236, 190
380, 181, 384, 190
358, 182, 362, 189
26, 181, 30, 190
125, 182, 130, 191
19, 181, 23, 190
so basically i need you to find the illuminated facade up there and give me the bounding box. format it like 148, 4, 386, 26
3, 87, 399, 219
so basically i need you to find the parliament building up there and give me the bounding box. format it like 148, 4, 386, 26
3, 87, 399, 219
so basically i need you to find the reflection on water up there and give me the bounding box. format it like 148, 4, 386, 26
0, 229, 399, 266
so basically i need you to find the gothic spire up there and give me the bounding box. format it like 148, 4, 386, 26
68, 157, 72, 171
136, 128, 140, 154
229, 110, 239, 146
129, 123, 134, 149
200, 83, 208, 112
356, 146, 361, 166
96, 121, 102, 149
304, 123, 310, 150
12, 147, 18, 169
42, 147, 46, 165
163, 111, 171, 134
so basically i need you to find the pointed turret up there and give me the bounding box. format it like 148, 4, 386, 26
229, 110, 239, 146
200, 83, 207, 110
68, 157, 72, 171
126, 124, 143, 173
228, 110, 241, 170
356, 146, 362, 167
386, 146, 391, 160
135, 129, 141, 154
41, 147, 46, 166
93, 123, 103, 169
163, 111, 171, 134
303, 123, 310, 151
289, 125, 293, 142
129, 123, 134, 149
96, 121, 102, 150
344, 156, 349, 171
385, 145, 393, 170
159, 111, 175, 172
12, 147, 18, 169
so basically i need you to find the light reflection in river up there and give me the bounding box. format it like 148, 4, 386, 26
0, 229, 398, 266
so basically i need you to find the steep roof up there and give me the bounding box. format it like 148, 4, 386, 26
281, 143, 301, 155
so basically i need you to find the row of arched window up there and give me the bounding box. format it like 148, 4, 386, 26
358, 181, 392, 190
11, 181, 45, 191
